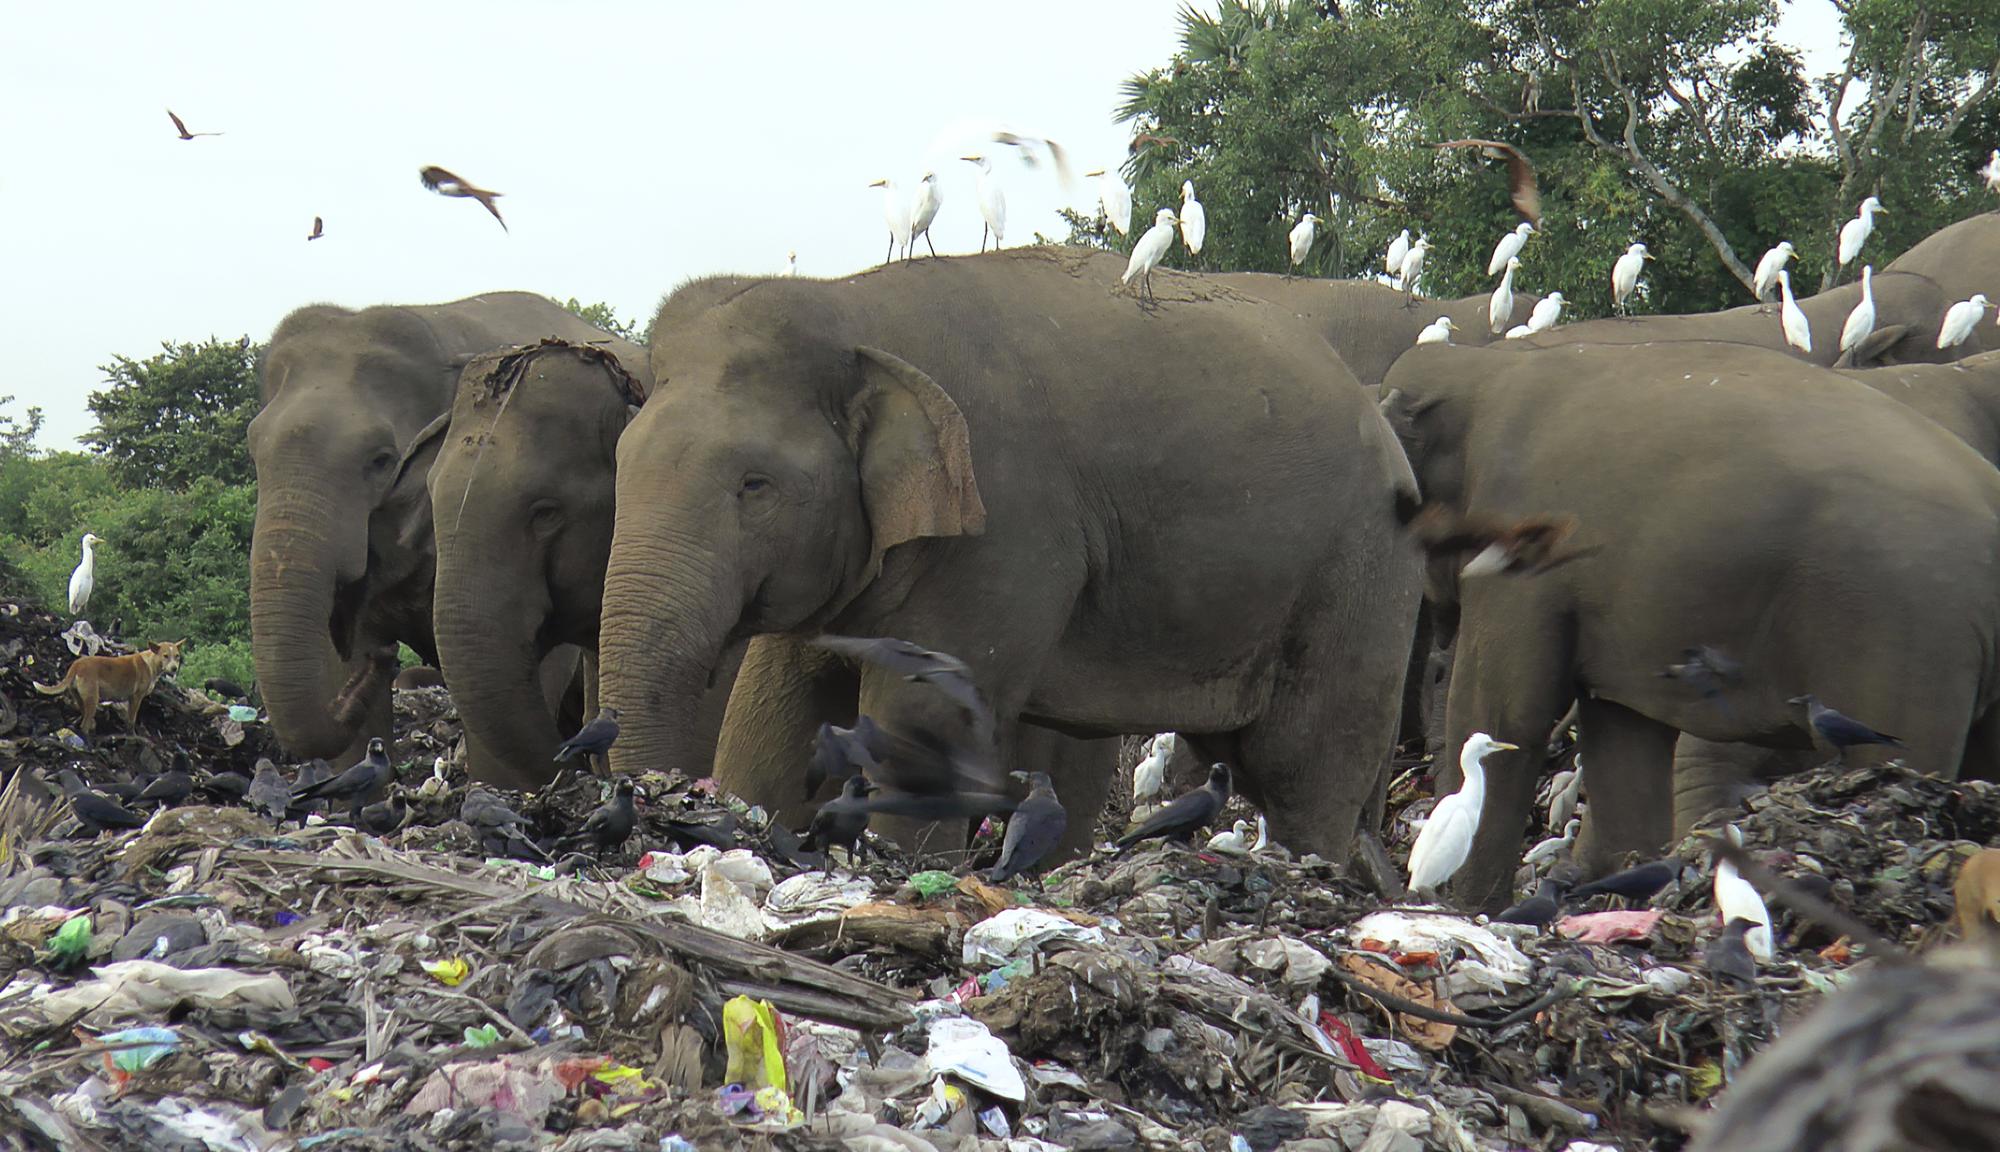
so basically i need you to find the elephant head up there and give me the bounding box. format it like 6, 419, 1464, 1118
1885, 213, 2000, 308
428, 338, 648, 787
598, 280, 984, 778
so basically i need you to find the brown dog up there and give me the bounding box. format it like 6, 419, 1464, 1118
1956, 848, 2000, 945
34, 640, 184, 737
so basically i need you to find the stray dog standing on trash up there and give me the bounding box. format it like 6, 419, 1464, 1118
33, 640, 185, 738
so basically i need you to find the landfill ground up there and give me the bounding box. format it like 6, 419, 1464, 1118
3, 595, 1998, 1151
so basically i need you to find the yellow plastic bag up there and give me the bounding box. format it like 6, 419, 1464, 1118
721, 995, 788, 1094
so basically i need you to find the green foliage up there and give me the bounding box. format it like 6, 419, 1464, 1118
1091, 0, 2000, 316
179, 638, 256, 695
85, 338, 260, 490
561, 299, 645, 344
0, 394, 42, 458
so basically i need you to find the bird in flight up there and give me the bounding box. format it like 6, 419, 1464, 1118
307, 216, 324, 241
167, 110, 222, 140
1435, 139, 1540, 227
419, 166, 508, 232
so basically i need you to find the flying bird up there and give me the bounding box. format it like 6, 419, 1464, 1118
1128, 132, 1182, 156
1526, 291, 1564, 333
68, 532, 102, 616
991, 128, 1074, 189
1566, 857, 1681, 904
1838, 265, 1877, 360
867, 178, 911, 265
1288, 213, 1320, 271
307, 216, 324, 241
806, 721, 876, 800
844, 714, 1012, 819
1752, 242, 1795, 302
554, 707, 621, 772
558, 776, 638, 853
1178, 180, 1206, 256
1523, 817, 1579, 867
1712, 825, 1774, 961
419, 166, 508, 232
1406, 504, 1590, 576
166, 110, 222, 140
1937, 294, 1992, 349
1612, 243, 1651, 314
908, 171, 942, 260
1384, 229, 1411, 279
1487, 222, 1533, 277
1115, 763, 1231, 849
1489, 255, 1521, 333
1414, 316, 1456, 346
293, 737, 393, 820
1435, 139, 1541, 226
1837, 196, 1884, 270
1705, 917, 1760, 987
962, 155, 1007, 252
810, 635, 990, 736
1123, 208, 1179, 304
1788, 694, 1902, 760
1131, 733, 1174, 802
1777, 269, 1812, 353
983, 771, 1067, 884
1086, 168, 1132, 235
1406, 732, 1517, 895
1661, 646, 1744, 699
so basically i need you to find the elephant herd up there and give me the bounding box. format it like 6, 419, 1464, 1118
244, 213, 2000, 908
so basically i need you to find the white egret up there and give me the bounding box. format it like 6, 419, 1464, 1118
1407, 732, 1519, 895
1504, 324, 1533, 339
68, 532, 102, 617
1288, 213, 1320, 271
1524, 817, 1580, 867
908, 171, 943, 260
1547, 756, 1583, 830
1085, 168, 1132, 235
1938, 294, 1992, 349
1415, 316, 1457, 346
1398, 237, 1429, 298
1612, 243, 1651, 314
961, 154, 1006, 253
1985, 149, 2000, 195
1206, 819, 1253, 856
1712, 825, 1773, 961
1777, 269, 1812, 353
1527, 290, 1565, 333
1487, 222, 1533, 277
867, 178, 911, 266
1839, 265, 1877, 359
1251, 814, 1268, 852
781, 251, 797, 277
1123, 208, 1180, 303
1837, 196, 1884, 270
1752, 241, 1796, 302
1132, 732, 1174, 801
1179, 180, 1206, 256
1489, 255, 1521, 333
1385, 229, 1411, 278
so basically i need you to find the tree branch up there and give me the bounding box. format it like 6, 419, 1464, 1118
1938, 52, 2000, 139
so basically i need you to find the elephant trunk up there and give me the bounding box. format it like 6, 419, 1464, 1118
598, 501, 742, 779
434, 573, 564, 788
249, 480, 364, 758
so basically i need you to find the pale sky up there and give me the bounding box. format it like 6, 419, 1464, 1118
1, 2, 1845, 450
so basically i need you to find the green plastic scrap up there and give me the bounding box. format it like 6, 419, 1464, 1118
462, 1024, 501, 1047
97, 1027, 180, 1072
45, 916, 91, 963
909, 871, 958, 899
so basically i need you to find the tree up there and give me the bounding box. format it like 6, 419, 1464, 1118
85, 337, 260, 489
0, 394, 41, 458
561, 298, 644, 343
1097, 0, 2000, 318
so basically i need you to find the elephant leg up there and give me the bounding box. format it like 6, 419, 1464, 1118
714, 636, 857, 828
1396, 602, 1436, 750
1569, 698, 1681, 879
1016, 724, 1117, 862
1959, 704, 2000, 783
1668, 736, 1808, 839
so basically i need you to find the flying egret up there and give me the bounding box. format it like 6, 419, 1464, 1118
1839, 265, 1877, 360
1527, 290, 1565, 333
1524, 817, 1580, 867
1612, 243, 1650, 314
1407, 732, 1519, 895
1288, 213, 1320, 272
1415, 316, 1457, 346
990, 127, 1074, 189
1487, 222, 1533, 276
908, 171, 942, 260
1085, 168, 1132, 235
867, 178, 911, 266
1712, 825, 1773, 961
1984, 149, 2000, 196
1489, 255, 1521, 333
1385, 229, 1411, 278
1939, 294, 1993, 349
68, 532, 103, 617
1752, 241, 1796, 302
781, 251, 797, 277
1179, 180, 1206, 256
1123, 208, 1179, 303
1837, 196, 1884, 271
961, 154, 1006, 253
1504, 324, 1532, 339
1132, 732, 1174, 802
1777, 269, 1812, 353
1398, 237, 1430, 302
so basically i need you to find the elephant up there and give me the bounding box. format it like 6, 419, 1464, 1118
1514, 270, 1970, 367
1884, 212, 2000, 308
248, 293, 619, 767
1848, 350, 2000, 464
597, 247, 1424, 865
1380, 340, 2000, 910
1214, 274, 1544, 387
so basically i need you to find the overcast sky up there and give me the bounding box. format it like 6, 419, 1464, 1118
1, 2, 1844, 450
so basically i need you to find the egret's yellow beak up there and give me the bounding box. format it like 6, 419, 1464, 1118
1491, 740, 1521, 751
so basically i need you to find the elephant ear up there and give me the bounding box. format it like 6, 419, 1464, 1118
384, 411, 450, 554
845, 346, 987, 581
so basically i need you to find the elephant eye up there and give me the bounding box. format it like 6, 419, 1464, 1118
740, 475, 772, 497
530, 502, 564, 539
367, 450, 396, 475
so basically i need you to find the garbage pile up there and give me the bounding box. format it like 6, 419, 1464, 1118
2, 597, 1996, 1151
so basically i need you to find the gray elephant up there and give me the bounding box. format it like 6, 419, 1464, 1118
598, 248, 1423, 863
1381, 340, 2000, 909
248, 293, 618, 765
1884, 212, 2000, 307
1516, 270, 1970, 367
1215, 275, 1543, 387
1849, 349, 2000, 462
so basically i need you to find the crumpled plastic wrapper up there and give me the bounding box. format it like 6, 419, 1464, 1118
963, 908, 1105, 967
33, 961, 294, 1024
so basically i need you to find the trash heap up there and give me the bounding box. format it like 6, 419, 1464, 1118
3, 596, 1997, 1151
